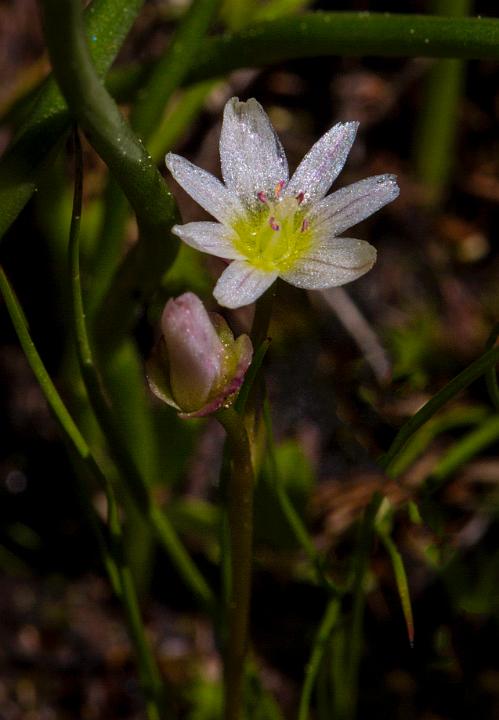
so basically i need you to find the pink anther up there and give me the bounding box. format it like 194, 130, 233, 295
301, 218, 309, 232
296, 192, 305, 205
274, 180, 286, 197
257, 191, 268, 204
269, 217, 280, 231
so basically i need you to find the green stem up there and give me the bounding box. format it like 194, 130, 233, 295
262, 398, 342, 594
41, 0, 179, 346
107, 475, 165, 720
427, 414, 499, 491
235, 338, 271, 415
250, 286, 275, 350
67, 131, 215, 613
187, 13, 499, 85
241, 288, 276, 440
118, 563, 165, 720
297, 598, 340, 720
87, 179, 129, 318
216, 407, 255, 720
5, 13, 499, 249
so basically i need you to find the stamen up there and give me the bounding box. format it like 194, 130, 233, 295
274, 180, 286, 198
296, 192, 305, 205
269, 217, 280, 231
301, 218, 309, 233
257, 191, 268, 204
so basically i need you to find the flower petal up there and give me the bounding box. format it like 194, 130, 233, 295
220, 97, 289, 208
285, 121, 359, 204
166, 152, 243, 224
310, 174, 399, 238
281, 237, 376, 289
172, 222, 243, 260
213, 260, 277, 309
161, 293, 224, 412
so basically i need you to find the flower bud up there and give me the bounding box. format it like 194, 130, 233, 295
147, 292, 253, 417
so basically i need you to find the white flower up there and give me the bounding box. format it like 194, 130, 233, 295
166, 97, 399, 309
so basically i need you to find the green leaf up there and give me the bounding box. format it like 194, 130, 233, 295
255, 438, 314, 550
381, 343, 499, 475
427, 414, 499, 491
375, 501, 415, 645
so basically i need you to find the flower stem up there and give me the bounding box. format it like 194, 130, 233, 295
188, 13, 499, 85
216, 407, 255, 720
250, 285, 275, 350
262, 398, 341, 592
297, 598, 340, 720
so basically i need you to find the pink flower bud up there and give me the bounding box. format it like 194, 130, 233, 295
161, 293, 224, 412
147, 292, 253, 417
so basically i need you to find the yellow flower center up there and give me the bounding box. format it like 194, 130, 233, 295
231, 184, 313, 272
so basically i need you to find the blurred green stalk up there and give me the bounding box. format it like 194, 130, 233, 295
0, 266, 164, 719
414, 0, 472, 205
69, 131, 165, 718
41, 0, 180, 348
0, 268, 117, 590
3, 11, 499, 251
90, 0, 220, 318
67, 131, 215, 612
